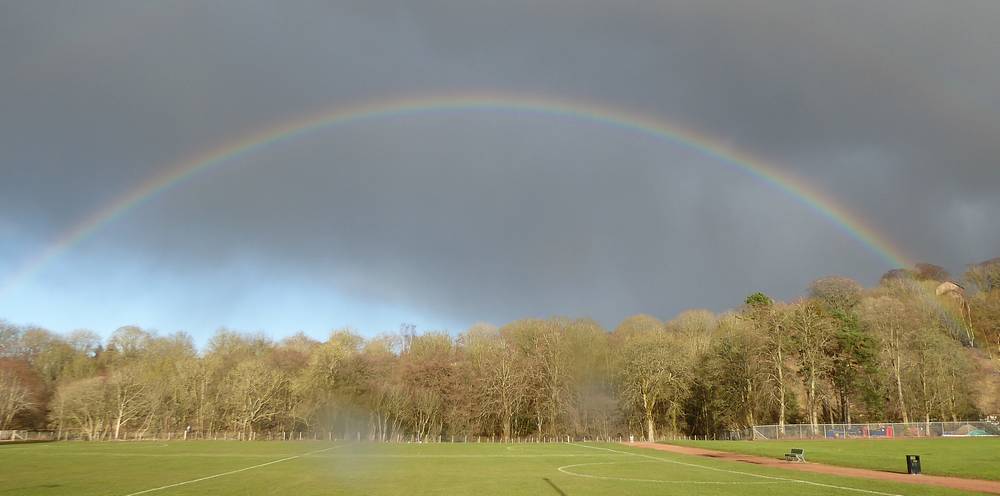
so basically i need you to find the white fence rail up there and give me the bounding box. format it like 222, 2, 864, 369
742, 421, 999, 440
1, 430, 625, 443
0, 430, 57, 442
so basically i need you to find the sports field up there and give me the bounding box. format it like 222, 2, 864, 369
668, 438, 1000, 481
0, 441, 989, 496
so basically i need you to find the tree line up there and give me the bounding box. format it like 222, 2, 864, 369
1, 258, 998, 441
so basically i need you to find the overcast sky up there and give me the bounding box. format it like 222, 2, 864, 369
1, 1, 998, 343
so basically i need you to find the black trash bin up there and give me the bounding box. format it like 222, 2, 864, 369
906, 455, 921, 475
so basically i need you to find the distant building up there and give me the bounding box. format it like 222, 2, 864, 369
935, 281, 965, 298
936, 281, 975, 346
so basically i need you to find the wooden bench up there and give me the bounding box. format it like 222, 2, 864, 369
784, 448, 805, 462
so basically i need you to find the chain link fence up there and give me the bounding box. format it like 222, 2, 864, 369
741, 421, 1000, 440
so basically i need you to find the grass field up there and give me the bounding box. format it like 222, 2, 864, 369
667, 438, 1000, 481
0, 440, 991, 495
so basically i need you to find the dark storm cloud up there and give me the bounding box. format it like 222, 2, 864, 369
1, 1, 998, 331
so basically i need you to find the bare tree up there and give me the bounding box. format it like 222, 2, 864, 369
109, 366, 148, 440
966, 257, 1000, 293
860, 296, 912, 423
616, 330, 691, 441
809, 276, 863, 312
0, 369, 33, 429
788, 300, 835, 432
52, 377, 109, 440
742, 294, 791, 432
468, 334, 526, 441
703, 320, 771, 431
914, 263, 950, 282
223, 360, 289, 439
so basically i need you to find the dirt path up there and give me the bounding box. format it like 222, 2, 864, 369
628, 442, 1000, 495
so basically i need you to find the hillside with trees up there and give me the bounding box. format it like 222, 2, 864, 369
1, 259, 998, 441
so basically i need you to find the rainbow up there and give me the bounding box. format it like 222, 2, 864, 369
0, 92, 912, 298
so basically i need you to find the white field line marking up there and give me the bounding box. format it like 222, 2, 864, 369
309, 453, 627, 458
21, 451, 625, 459
121, 444, 345, 496
566, 443, 903, 496
558, 460, 784, 484
37, 452, 305, 458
